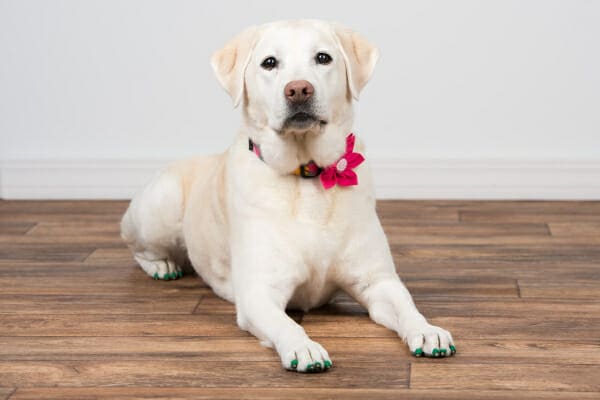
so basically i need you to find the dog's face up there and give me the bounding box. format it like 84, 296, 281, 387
211, 20, 378, 169
244, 22, 347, 135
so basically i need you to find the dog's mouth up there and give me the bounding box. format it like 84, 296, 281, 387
282, 112, 327, 132
286, 112, 317, 127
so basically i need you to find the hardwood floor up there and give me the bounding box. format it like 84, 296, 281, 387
1, 200, 599, 399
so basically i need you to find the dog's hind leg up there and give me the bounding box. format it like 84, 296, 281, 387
121, 170, 186, 280
133, 251, 182, 280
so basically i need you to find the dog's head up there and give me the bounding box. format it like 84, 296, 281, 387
211, 20, 378, 170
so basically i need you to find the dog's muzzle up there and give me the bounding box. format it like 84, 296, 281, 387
280, 80, 326, 132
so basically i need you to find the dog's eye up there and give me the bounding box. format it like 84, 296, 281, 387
260, 56, 278, 70
315, 52, 332, 65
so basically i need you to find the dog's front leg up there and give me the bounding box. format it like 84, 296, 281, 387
340, 221, 456, 358
231, 234, 332, 373
357, 276, 455, 357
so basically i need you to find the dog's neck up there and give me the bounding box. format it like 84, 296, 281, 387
242, 115, 354, 176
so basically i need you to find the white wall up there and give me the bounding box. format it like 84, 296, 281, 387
1, 0, 599, 198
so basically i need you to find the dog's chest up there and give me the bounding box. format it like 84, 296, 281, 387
285, 188, 351, 310
290, 180, 338, 224
288, 233, 340, 310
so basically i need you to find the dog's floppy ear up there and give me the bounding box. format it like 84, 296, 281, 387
211, 26, 259, 107
332, 23, 379, 100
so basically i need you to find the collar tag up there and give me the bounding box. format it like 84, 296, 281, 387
294, 162, 322, 178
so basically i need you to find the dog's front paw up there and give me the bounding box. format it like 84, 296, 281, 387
406, 323, 456, 358
281, 338, 332, 373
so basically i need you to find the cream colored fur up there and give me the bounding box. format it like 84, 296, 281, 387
121, 19, 454, 372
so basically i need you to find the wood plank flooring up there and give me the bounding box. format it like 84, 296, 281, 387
1, 200, 599, 399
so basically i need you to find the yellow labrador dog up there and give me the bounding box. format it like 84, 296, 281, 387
121, 19, 455, 373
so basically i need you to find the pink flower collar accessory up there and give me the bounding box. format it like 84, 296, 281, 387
248, 133, 365, 190
319, 133, 365, 189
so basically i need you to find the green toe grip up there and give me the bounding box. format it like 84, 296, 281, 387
440, 349, 447, 356
162, 273, 170, 280
449, 345, 456, 354
177, 270, 183, 278
171, 272, 177, 279
432, 348, 440, 357
324, 360, 332, 369
313, 362, 322, 370
290, 359, 298, 369
153, 272, 159, 280
413, 348, 423, 357
306, 363, 314, 371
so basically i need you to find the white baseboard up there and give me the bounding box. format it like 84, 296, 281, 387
1, 159, 600, 200
0, 160, 168, 200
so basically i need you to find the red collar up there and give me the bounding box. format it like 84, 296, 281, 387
248, 133, 365, 189
249, 139, 322, 178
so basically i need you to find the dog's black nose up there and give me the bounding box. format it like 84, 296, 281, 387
284, 80, 314, 104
